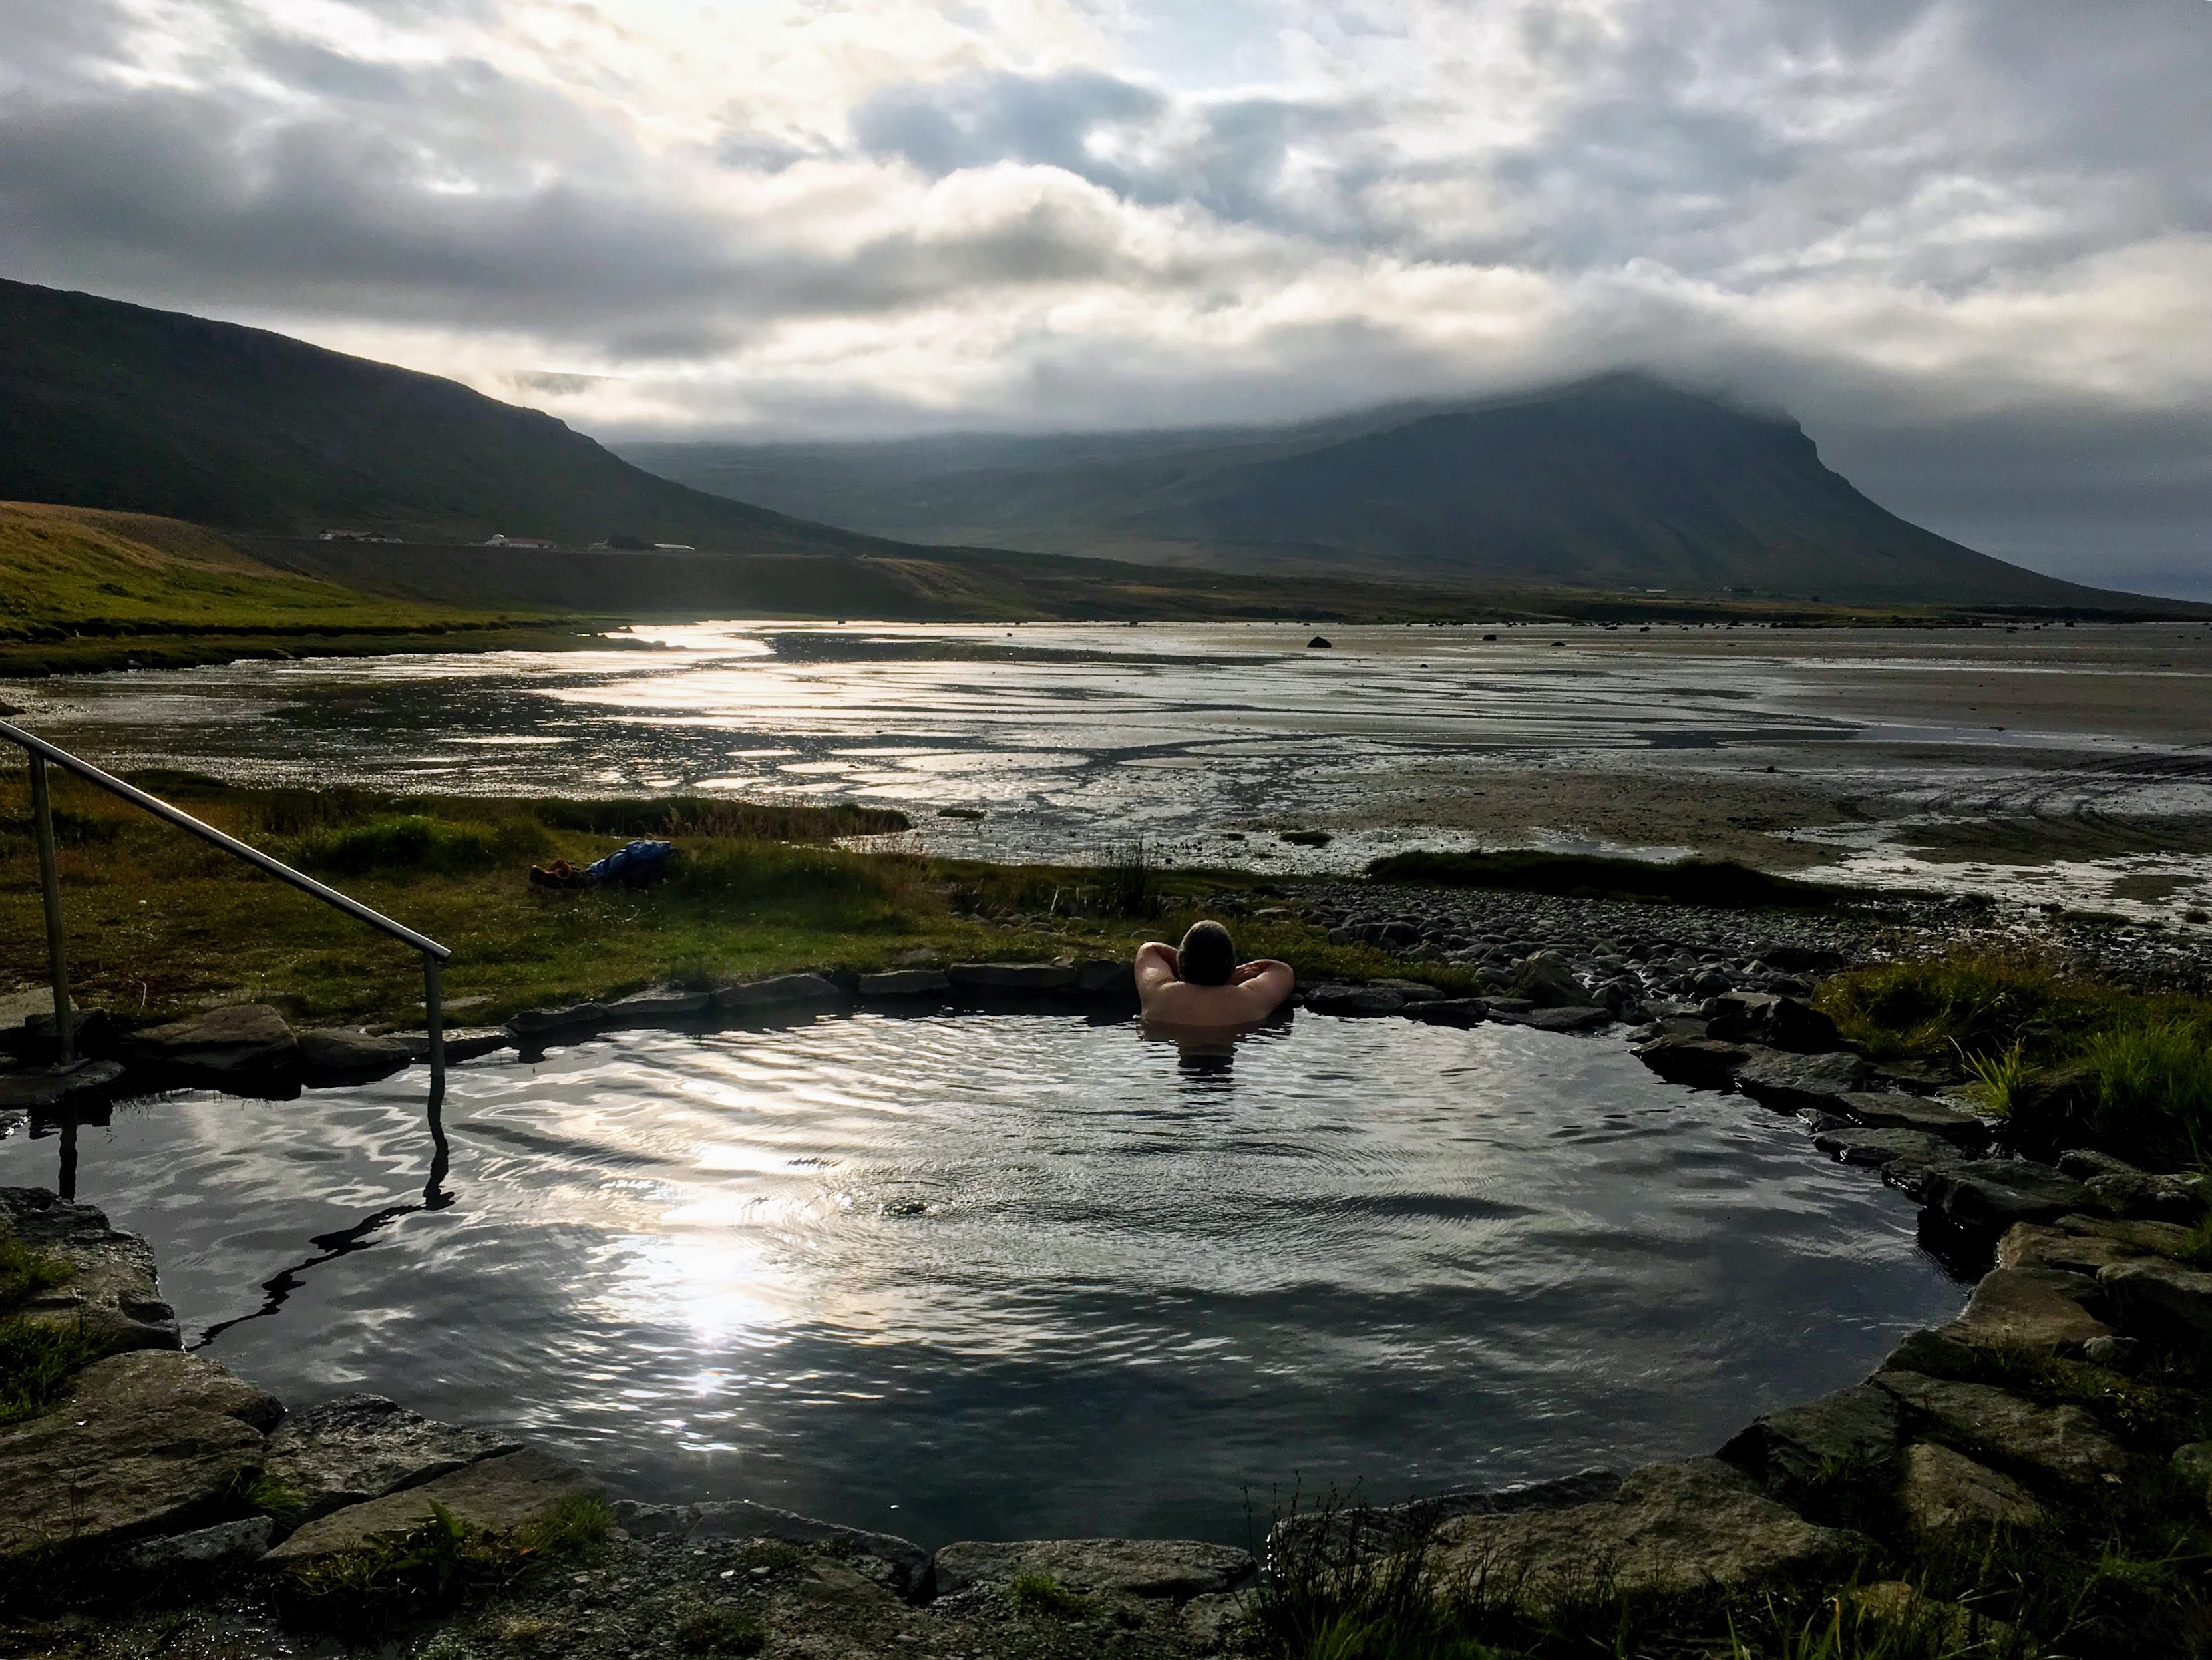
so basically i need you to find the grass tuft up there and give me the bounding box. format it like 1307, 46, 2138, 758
1006, 1571, 1093, 1618
2082, 1021, 2212, 1168
1960, 1041, 2031, 1116
0, 1234, 73, 1311
671, 1605, 766, 1655
287, 814, 550, 879
1366, 849, 1842, 909
0, 1315, 98, 1426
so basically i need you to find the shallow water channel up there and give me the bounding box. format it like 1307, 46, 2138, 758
0, 1012, 1966, 1546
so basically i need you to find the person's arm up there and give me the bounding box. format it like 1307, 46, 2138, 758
1133, 941, 1181, 996
1230, 959, 1294, 1014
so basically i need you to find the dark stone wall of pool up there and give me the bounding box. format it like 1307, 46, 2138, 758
3, 962, 2211, 1656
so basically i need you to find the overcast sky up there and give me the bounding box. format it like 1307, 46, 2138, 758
3, 0, 2208, 594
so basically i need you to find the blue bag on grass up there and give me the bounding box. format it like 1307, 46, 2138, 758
583, 839, 675, 886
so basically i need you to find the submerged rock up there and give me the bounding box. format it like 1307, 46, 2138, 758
932, 1538, 1256, 1600
1489, 1004, 1613, 1034
1425, 1458, 1866, 1614
264, 1448, 597, 1566
262, 1394, 520, 1526
1812, 1126, 1958, 1171
1634, 1035, 1751, 1089
0, 1058, 124, 1113
1838, 1091, 1990, 1150
858, 969, 953, 998
1407, 998, 1488, 1028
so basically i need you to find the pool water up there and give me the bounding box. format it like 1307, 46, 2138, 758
0, 1012, 1965, 1546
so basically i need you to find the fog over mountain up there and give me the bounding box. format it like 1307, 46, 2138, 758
1, 1, 2206, 595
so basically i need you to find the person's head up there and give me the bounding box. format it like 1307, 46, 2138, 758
1178, 919, 1236, 985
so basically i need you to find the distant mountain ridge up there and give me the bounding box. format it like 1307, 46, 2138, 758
0, 278, 872, 552
625, 375, 2110, 606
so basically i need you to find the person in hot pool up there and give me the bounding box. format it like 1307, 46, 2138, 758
1134, 920, 1294, 1031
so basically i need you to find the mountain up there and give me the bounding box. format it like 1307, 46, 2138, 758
624, 375, 2110, 606
0, 278, 872, 552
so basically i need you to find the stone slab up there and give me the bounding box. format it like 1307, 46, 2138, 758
1427, 1458, 1866, 1613
2057, 1213, 2196, 1259
1734, 1048, 1869, 1114
397, 1026, 515, 1064
1940, 1266, 2111, 1353
124, 1515, 274, 1573
1899, 1442, 2042, 1536
1873, 1372, 2125, 1487
932, 1538, 1256, 1601
0, 1060, 124, 1113
70, 1349, 283, 1431
1406, 998, 1488, 1028
1718, 1384, 1902, 1500
713, 974, 849, 1012
1837, 1092, 1991, 1150
262, 1394, 521, 1525
0, 1390, 264, 1559
1813, 1126, 1958, 1170
2099, 1257, 2212, 1352
118, 1004, 298, 1080
264, 1448, 596, 1565
2086, 1171, 2203, 1223
1998, 1223, 2145, 1277
1921, 1161, 2096, 1233
1, 1187, 180, 1356
600, 990, 714, 1027
1073, 960, 1137, 999
1304, 984, 1405, 1017
297, 1028, 412, 1082
506, 1003, 608, 1040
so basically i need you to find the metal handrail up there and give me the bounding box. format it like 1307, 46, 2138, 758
1, 716, 449, 1094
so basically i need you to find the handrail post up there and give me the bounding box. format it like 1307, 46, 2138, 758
423, 952, 445, 1102
27, 754, 73, 1069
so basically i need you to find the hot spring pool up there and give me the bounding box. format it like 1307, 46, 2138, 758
0, 1012, 1966, 1546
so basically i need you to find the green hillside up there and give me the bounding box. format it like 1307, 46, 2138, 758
0, 278, 878, 550
626, 375, 2121, 606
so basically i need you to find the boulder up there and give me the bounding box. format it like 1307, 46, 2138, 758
1304, 984, 1406, 1017
2057, 1149, 2143, 1182
0, 1059, 124, 1114
1734, 1049, 1869, 1114
124, 1515, 274, 1573
1407, 998, 1488, 1028
1425, 1459, 1865, 1614
944, 964, 1077, 995
1635, 1036, 1751, 1090
1919, 1161, 2096, 1234
0, 1360, 267, 1559
1998, 1223, 2145, 1276
857, 970, 952, 999
264, 1448, 597, 1565
1939, 1267, 2111, 1354
1873, 1372, 2125, 1487
1511, 952, 1585, 1008
117, 1003, 297, 1082
932, 1538, 1255, 1601
1813, 1126, 1960, 1171
69, 1349, 282, 1430
1702, 994, 1841, 1054
2056, 1213, 2197, 1259
1489, 1005, 1613, 1034
1898, 1442, 2042, 1536
2098, 1258, 2212, 1352
610, 1500, 931, 1599
1838, 1092, 1991, 1151
1875, 1328, 1986, 1384
1718, 1384, 1902, 1500
262, 1394, 520, 1525
1270, 1469, 1623, 1561
0, 1187, 180, 1356
715, 974, 850, 1013
297, 1028, 411, 1083
2086, 1171, 2203, 1223
1180, 1589, 1252, 1653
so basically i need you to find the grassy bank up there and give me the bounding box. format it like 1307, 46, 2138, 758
1819, 952, 2212, 1168
0, 775, 1436, 1028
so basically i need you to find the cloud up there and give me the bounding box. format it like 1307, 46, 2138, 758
0, 0, 2207, 590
